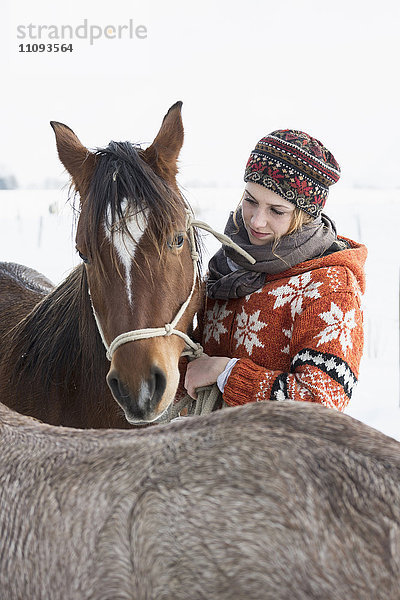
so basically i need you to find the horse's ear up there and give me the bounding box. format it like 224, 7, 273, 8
143, 101, 184, 185
50, 121, 96, 194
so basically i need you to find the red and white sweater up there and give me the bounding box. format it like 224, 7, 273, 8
197, 239, 367, 411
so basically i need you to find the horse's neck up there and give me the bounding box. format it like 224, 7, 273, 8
8, 265, 108, 402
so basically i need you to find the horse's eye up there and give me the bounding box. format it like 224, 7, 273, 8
168, 233, 185, 250
78, 250, 90, 264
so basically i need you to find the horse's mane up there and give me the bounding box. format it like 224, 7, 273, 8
7, 265, 107, 400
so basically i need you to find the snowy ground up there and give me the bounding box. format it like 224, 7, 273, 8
0, 187, 399, 440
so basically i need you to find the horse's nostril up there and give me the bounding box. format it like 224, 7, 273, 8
107, 373, 128, 404
151, 366, 167, 401
107, 376, 118, 398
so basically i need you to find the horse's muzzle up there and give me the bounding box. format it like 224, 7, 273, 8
106, 366, 167, 423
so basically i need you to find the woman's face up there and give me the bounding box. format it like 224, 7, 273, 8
241, 182, 295, 246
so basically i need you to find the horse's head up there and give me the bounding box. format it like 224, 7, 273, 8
51, 103, 201, 424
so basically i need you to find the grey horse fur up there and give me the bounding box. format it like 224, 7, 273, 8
1, 400, 400, 600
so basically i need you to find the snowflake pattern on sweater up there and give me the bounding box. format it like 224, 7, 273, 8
200, 238, 367, 412
315, 302, 357, 355
268, 271, 323, 318
233, 308, 268, 354
203, 302, 232, 344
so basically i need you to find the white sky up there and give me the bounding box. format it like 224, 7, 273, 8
1, 0, 399, 189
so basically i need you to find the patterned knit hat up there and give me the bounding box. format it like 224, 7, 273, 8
244, 130, 340, 218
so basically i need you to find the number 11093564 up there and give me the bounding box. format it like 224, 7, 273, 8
18, 43, 73, 52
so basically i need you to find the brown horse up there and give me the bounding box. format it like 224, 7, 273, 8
1, 399, 400, 599
0, 102, 202, 428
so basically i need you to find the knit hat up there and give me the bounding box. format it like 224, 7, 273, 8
244, 130, 340, 218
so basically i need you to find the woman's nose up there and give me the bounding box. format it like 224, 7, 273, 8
251, 208, 267, 229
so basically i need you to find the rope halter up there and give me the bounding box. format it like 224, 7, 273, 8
94, 210, 256, 361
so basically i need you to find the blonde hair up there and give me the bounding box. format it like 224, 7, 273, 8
285, 207, 313, 236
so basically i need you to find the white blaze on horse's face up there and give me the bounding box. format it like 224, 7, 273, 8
104, 199, 149, 306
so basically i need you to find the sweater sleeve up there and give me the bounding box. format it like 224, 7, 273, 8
222, 288, 363, 412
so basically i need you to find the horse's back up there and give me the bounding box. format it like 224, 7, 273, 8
0, 262, 53, 336
1, 401, 400, 599
0, 261, 53, 298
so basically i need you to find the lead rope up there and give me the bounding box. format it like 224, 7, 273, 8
157, 383, 224, 423
93, 209, 256, 420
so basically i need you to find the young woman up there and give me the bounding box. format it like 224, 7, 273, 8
184, 129, 367, 411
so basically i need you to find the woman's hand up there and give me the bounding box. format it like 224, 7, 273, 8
184, 354, 231, 399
